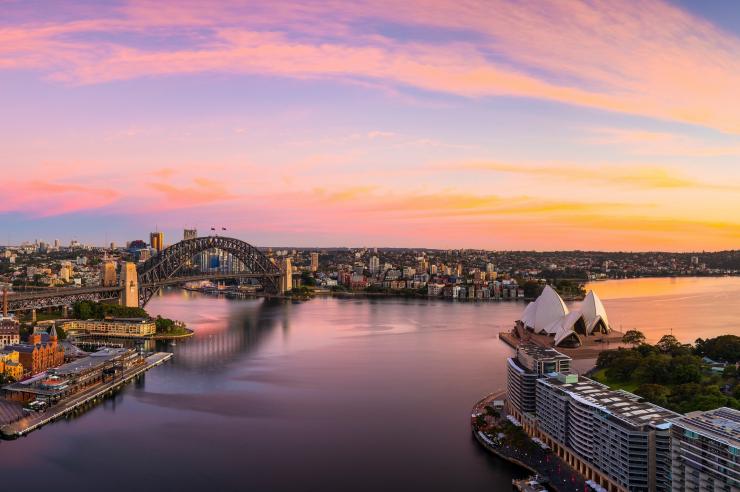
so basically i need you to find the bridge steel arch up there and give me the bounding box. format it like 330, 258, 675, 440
136, 236, 281, 306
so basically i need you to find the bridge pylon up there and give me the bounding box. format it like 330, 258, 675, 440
121, 262, 139, 307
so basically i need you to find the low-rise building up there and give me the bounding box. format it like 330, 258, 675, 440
0, 349, 23, 380
0, 315, 20, 349
2, 347, 143, 403
60, 318, 156, 338
7, 327, 65, 376
670, 407, 740, 491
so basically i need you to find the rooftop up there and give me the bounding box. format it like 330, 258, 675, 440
48, 347, 130, 377
671, 407, 740, 447
539, 374, 679, 429
517, 341, 571, 362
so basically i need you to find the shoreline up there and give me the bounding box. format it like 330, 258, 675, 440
471, 393, 586, 492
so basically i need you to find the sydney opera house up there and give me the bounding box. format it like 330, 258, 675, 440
515, 285, 611, 348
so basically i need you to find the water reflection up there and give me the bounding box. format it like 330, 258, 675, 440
0, 279, 736, 491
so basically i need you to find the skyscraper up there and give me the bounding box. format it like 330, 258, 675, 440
150, 231, 164, 252
310, 252, 319, 272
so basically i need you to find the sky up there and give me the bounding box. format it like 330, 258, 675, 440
1, 0, 739, 251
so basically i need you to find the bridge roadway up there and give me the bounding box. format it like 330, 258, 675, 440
5, 272, 280, 311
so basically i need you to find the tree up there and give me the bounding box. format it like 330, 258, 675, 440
622, 330, 646, 347
694, 335, 740, 363
521, 280, 542, 299
635, 384, 669, 407
669, 355, 703, 385
656, 334, 681, 353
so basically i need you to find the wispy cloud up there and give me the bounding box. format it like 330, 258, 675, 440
1, 1, 739, 132
456, 161, 737, 191
586, 128, 740, 157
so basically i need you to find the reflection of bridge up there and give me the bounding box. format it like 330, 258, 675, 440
5, 237, 286, 312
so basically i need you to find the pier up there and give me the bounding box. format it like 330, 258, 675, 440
0, 352, 173, 439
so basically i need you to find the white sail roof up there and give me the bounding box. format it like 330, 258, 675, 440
520, 301, 537, 329
580, 290, 610, 334
520, 285, 569, 334
553, 312, 586, 346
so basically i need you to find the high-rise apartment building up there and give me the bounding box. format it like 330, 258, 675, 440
369, 255, 380, 274
506, 342, 571, 424
310, 252, 319, 272
670, 407, 740, 491
150, 231, 164, 252
100, 260, 117, 287
536, 374, 678, 492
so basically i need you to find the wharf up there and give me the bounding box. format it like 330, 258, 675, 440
0, 352, 173, 439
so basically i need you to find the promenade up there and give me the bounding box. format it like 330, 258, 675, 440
0, 352, 172, 439
471, 393, 587, 492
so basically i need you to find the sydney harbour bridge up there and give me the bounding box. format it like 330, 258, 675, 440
3, 236, 286, 313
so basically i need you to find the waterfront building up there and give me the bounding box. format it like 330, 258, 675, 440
8, 327, 65, 376
0, 349, 23, 380
311, 252, 319, 272
60, 318, 156, 338
2, 348, 142, 403
100, 260, 117, 286
669, 407, 740, 491
506, 342, 571, 426
150, 231, 164, 252
517, 286, 611, 348
535, 374, 678, 492
0, 315, 20, 349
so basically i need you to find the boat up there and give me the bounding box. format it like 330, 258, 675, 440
512, 475, 549, 491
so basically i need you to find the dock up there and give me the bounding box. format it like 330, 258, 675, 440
0, 352, 173, 439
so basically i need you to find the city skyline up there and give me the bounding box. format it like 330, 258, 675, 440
2, 1, 740, 250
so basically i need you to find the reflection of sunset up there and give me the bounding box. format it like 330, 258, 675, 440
581, 277, 740, 343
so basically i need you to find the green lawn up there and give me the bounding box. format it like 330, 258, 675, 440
591, 368, 640, 393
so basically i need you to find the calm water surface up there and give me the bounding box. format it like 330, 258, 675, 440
1, 277, 738, 490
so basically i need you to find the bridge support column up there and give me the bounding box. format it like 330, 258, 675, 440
280, 257, 293, 293
120, 262, 139, 308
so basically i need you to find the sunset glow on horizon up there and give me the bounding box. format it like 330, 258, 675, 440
1, 0, 739, 250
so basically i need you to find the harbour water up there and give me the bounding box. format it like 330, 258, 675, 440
0, 277, 737, 490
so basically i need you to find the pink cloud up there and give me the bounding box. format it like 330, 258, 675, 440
0, 180, 120, 217
0, 1, 738, 132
